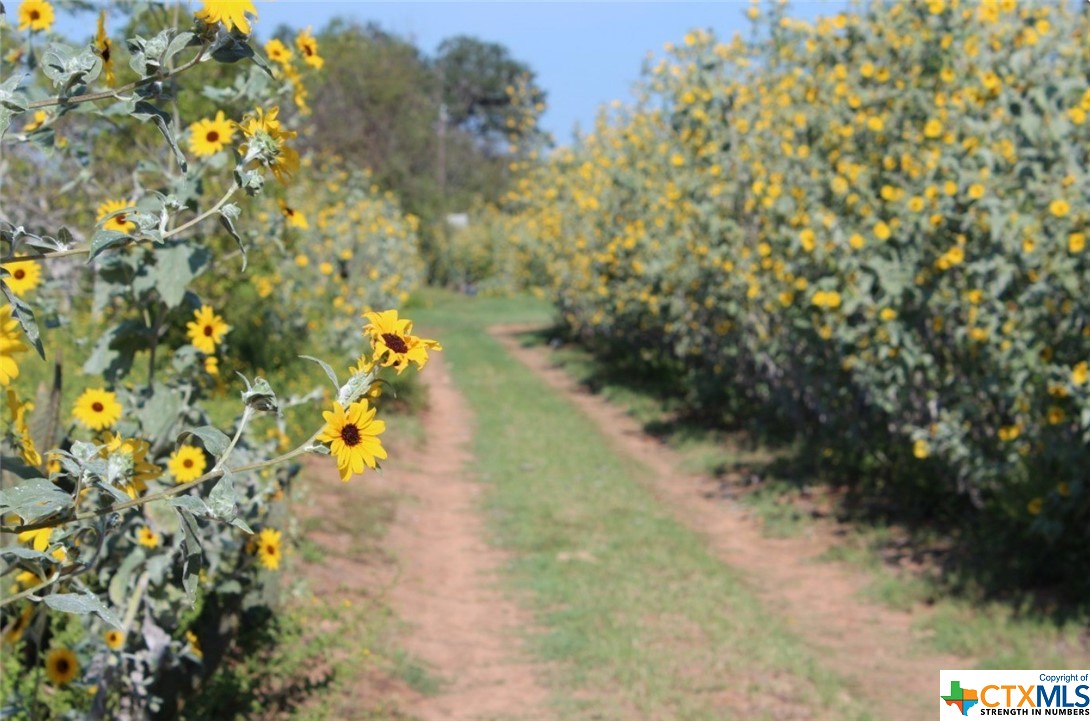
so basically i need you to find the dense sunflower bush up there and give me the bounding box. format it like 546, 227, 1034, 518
0, 2, 433, 717
495, 0, 1090, 584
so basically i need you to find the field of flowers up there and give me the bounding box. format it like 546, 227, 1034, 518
0, 2, 436, 716
471, 1, 1090, 589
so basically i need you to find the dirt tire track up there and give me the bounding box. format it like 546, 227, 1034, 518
318, 352, 552, 721
492, 323, 970, 721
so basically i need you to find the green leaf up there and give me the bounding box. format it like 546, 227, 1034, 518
131, 101, 187, 173
0, 478, 71, 524
179, 426, 231, 457
0, 73, 28, 136
217, 206, 247, 270
108, 549, 146, 608
239, 375, 279, 414
338, 368, 377, 407
141, 241, 211, 308
208, 471, 252, 532
174, 508, 203, 604
170, 496, 212, 517
299, 355, 340, 391
82, 320, 147, 382
0, 284, 45, 358
139, 383, 185, 455
89, 229, 132, 259
44, 592, 123, 629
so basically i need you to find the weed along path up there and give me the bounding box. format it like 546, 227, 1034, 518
489, 321, 971, 721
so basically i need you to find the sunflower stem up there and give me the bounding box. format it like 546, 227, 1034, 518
4, 431, 325, 534
213, 406, 254, 473
25, 42, 209, 111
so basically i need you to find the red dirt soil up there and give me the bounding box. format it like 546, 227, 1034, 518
302, 353, 554, 721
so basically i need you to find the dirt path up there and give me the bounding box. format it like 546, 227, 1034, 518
491, 323, 969, 721
302, 353, 553, 721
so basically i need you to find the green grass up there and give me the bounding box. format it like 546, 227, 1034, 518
410, 288, 858, 721
517, 320, 1090, 671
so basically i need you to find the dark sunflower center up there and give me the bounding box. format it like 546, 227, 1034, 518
203, 324, 214, 337
382, 333, 409, 354
30, 10, 40, 20
55, 659, 69, 673
102, 43, 111, 62
116, 214, 127, 224
340, 423, 362, 447
265, 544, 276, 554
304, 45, 313, 56
206, 130, 219, 143
183, 459, 194, 468
14, 269, 25, 280
92, 402, 104, 413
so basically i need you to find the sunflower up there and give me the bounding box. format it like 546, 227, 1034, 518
6, 389, 41, 466
94, 10, 115, 86
194, 0, 257, 35
361, 310, 442, 374
45, 647, 79, 685
316, 400, 387, 481
2, 258, 42, 296
254, 528, 282, 570
278, 199, 308, 229
104, 629, 125, 650
204, 356, 219, 376
238, 106, 299, 183
0, 306, 28, 387
3, 606, 33, 644
188, 111, 235, 157
96, 199, 137, 234
136, 526, 160, 548
72, 388, 122, 431
265, 38, 292, 65
22, 110, 48, 132
168, 445, 207, 483
294, 28, 323, 69
18, 0, 54, 32
186, 305, 229, 354
102, 434, 161, 496
185, 629, 203, 659
18, 526, 53, 552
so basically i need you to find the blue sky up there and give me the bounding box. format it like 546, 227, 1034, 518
62, 2, 845, 144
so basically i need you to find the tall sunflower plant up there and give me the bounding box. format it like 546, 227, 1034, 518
0, 1, 435, 716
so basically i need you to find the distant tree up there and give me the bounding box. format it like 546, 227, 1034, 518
436, 35, 547, 152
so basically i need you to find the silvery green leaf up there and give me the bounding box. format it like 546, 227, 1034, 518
179, 426, 230, 457
0, 284, 44, 358
139, 383, 184, 454
338, 369, 376, 407
82, 320, 146, 381
240, 376, 278, 414
45, 592, 122, 629
95, 478, 133, 503
0, 547, 57, 564
146, 241, 210, 308
174, 508, 203, 604
170, 495, 212, 518
108, 549, 145, 608
299, 355, 339, 391
217, 206, 247, 269
89, 229, 132, 258
165, 31, 197, 64
130, 101, 186, 173
208, 471, 251, 532
209, 33, 255, 64
0, 478, 70, 523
